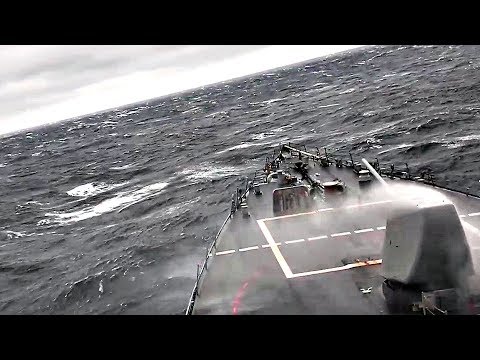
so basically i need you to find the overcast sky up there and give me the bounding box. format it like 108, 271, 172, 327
0, 45, 364, 135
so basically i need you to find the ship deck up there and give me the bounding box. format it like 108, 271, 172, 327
191, 155, 480, 315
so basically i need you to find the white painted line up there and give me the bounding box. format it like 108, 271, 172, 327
472, 247, 480, 251
377, 226, 386, 230
257, 220, 293, 278
262, 242, 282, 248
290, 259, 382, 278
331, 231, 351, 237
260, 210, 318, 222
354, 228, 374, 234
308, 235, 328, 241
215, 250, 236, 256
285, 239, 305, 244
460, 215, 466, 218
318, 208, 333, 212
469, 212, 480, 217
239, 246, 259, 252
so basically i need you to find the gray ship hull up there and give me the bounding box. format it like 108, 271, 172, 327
188, 145, 480, 315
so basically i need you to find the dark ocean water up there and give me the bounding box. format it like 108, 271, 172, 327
1, 45, 480, 314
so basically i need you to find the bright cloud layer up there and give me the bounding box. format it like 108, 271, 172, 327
0, 45, 364, 135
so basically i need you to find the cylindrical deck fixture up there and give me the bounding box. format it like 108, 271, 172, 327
277, 170, 285, 185
362, 158, 388, 188
240, 202, 250, 217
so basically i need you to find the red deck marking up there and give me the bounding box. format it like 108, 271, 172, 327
231, 271, 262, 315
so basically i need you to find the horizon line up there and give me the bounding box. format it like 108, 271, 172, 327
1, 45, 370, 138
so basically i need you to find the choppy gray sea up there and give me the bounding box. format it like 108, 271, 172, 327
1, 45, 480, 314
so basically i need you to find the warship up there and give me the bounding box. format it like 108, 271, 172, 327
185, 143, 480, 315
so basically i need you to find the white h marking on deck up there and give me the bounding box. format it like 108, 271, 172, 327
354, 228, 374, 234
285, 238, 305, 244
331, 231, 351, 237
215, 250, 236, 256
239, 246, 259, 252
308, 235, 328, 241
257, 220, 293, 278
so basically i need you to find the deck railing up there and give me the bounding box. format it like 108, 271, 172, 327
184, 178, 255, 315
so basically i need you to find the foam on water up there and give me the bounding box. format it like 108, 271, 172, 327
179, 164, 243, 181
378, 143, 414, 155
339, 88, 356, 94
46, 181, 169, 224
110, 164, 136, 171
67, 182, 129, 197
215, 141, 273, 154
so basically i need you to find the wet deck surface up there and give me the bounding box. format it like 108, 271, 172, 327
192, 158, 480, 315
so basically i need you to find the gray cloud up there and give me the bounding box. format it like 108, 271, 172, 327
0, 45, 267, 122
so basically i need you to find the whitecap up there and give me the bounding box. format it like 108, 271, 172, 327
362, 110, 377, 117
4, 230, 25, 238
251, 132, 275, 141
182, 106, 201, 114
261, 97, 285, 105
271, 124, 295, 133
454, 134, 480, 142
442, 134, 480, 149
383, 73, 397, 78
179, 165, 242, 181
67, 182, 129, 198
318, 103, 342, 109
25, 201, 43, 206
46, 181, 169, 224
378, 143, 414, 155
339, 88, 356, 95
110, 164, 136, 171
215, 141, 273, 155
3, 230, 40, 239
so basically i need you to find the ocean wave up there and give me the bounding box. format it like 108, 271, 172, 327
2, 230, 42, 239
251, 132, 276, 141
67, 182, 129, 198
442, 134, 480, 149
3, 45, 480, 315
215, 141, 273, 154
339, 88, 356, 95
378, 143, 414, 155
161, 197, 201, 218
398, 141, 442, 155
179, 164, 242, 181
45, 181, 169, 224
110, 164, 136, 171
415, 117, 446, 132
